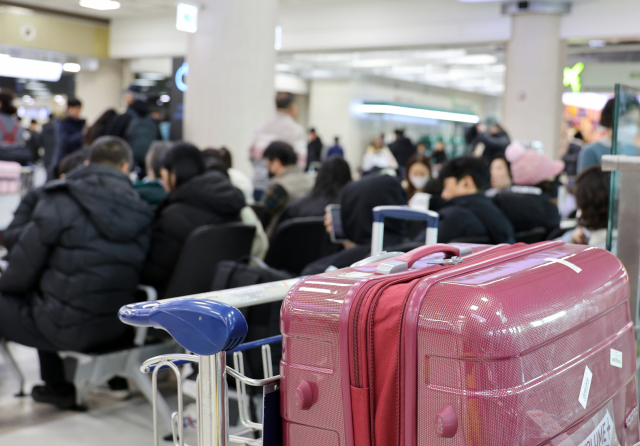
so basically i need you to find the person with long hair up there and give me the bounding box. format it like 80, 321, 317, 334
141, 142, 245, 296
403, 154, 432, 200
85, 109, 118, 146
279, 156, 352, 223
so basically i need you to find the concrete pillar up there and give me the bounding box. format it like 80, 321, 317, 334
75, 60, 124, 125
184, 0, 279, 176
502, 13, 566, 159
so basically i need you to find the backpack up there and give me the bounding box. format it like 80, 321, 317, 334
0, 119, 32, 165
212, 257, 294, 378
124, 110, 157, 166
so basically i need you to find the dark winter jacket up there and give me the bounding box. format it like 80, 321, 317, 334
141, 171, 246, 295
55, 117, 86, 164
3, 186, 45, 252
0, 164, 154, 352
340, 173, 407, 246
307, 138, 323, 167
438, 193, 515, 244
389, 136, 416, 170
278, 190, 338, 224
491, 189, 560, 235
298, 174, 408, 275
470, 131, 511, 162
108, 100, 153, 140
40, 117, 58, 170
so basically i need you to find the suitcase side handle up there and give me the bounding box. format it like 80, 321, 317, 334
375, 244, 471, 274
371, 206, 439, 255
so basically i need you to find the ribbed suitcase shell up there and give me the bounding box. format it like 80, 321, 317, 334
280, 242, 639, 446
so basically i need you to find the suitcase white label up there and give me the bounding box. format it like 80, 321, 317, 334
576, 410, 614, 446
579, 366, 592, 409
544, 257, 582, 273
610, 349, 623, 368
557, 404, 620, 446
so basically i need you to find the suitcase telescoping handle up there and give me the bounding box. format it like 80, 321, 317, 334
371, 206, 439, 256
375, 244, 472, 274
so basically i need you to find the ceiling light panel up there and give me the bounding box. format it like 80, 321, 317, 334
79, 0, 121, 11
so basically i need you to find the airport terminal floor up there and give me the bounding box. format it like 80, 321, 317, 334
4, 0, 640, 445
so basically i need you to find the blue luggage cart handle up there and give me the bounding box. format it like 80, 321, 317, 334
119, 299, 248, 356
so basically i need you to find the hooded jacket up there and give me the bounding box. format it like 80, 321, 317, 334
141, 171, 246, 295
0, 164, 153, 352
108, 100, 152, 139
340, 173, 408, 246
55, 117, 86, 164
438, 193, 515, 244
491, 189, 560, 235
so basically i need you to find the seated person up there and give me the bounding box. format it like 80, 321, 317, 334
279, 156, 352, 223
487, 148, 563, 236
438, 156, 515, 244
260, 141, 314, 236
0, 136, 153, 409
141, 143, 246, 296
578, 98, 640, 173
201, 148, 269, 260
133, 140, 172, 205
3, 149, 89, 252
559, 166, 610, 249
203, 147, 255, 205
302, 173, 408, 275
403, 154, 432, 209
362, 135, 398, 174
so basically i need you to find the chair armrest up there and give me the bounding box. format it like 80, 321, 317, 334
133, 285, 159, 346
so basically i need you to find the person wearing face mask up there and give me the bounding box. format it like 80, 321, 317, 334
403, 154, 432, 209
578, 97, 640, 173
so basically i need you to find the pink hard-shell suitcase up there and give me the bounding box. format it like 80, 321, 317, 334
280, 241, 640, 446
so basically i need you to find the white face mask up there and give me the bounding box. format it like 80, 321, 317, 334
409, 175, 429, 190
617, 124, 638, 143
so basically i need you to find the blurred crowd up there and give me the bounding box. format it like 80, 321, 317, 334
0, 87, 619, 409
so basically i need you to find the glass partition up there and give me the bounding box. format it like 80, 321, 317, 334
607, 84, 640, 254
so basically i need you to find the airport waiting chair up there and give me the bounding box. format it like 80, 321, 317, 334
163, 222, 256, 298
264, 217, 327, 276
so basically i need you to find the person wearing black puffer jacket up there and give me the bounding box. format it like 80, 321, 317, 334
141, 143, 246, 297
437, 156, 515, 244
0, 136, 153, 409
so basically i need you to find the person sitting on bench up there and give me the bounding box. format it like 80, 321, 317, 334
0, 136, 153, 409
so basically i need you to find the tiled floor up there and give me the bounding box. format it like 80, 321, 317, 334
0, 344, 256, 446
0, 343, 183, 446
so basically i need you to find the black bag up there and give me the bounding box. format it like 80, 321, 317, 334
212, 257, 294, 379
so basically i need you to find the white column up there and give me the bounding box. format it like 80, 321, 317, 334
502, 13, 566, 159
184, 0, 279, 176
75, 60, 124, 124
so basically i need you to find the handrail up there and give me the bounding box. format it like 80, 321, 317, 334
602, 154, 640, 172
154, 278, 300, 309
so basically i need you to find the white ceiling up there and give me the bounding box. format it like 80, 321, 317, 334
277, 45, 506, 96
1, 0, 177, 19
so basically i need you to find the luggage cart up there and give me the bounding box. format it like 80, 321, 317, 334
119, 286, 296, 446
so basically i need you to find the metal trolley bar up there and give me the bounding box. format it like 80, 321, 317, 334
119, 281, 298, 446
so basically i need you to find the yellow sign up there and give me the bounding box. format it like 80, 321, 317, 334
564, 62, 585, 93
